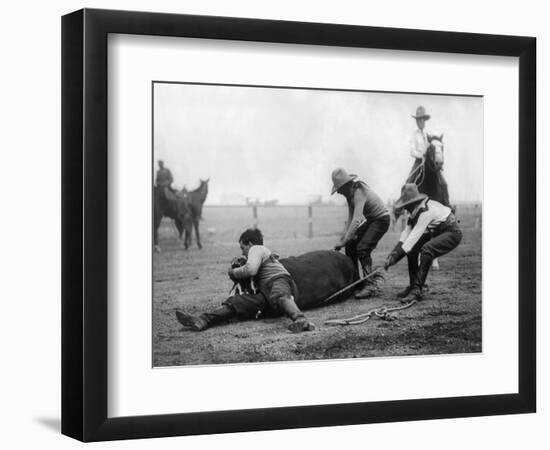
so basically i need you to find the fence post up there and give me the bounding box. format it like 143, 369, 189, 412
308, 205, 313, 238
474, 204, 481, 229
252, 205, 258, 229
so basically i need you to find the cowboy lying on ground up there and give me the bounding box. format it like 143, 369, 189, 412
175, 228, 316, 333
384, 183, 462, 303
331, 168, 390, 299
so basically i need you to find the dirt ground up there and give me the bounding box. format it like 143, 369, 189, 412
153, 206, 482, 367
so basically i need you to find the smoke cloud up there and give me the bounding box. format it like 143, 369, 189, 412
154, 83, 483, 205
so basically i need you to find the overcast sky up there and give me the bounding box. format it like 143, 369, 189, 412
154, 83, 483, 205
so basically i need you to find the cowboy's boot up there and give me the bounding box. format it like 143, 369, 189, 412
176, 305, 235, 331
279, 296, 316, 333
396, 253, 418, 299
355, 261, 384, 299
401, 254, 432, 304
175, 310, 208, 331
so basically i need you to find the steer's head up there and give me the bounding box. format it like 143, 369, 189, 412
229, 256, 256, 295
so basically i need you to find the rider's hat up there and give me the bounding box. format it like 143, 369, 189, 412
411, 105, 431, 120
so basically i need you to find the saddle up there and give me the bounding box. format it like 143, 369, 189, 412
161, 186, 178, 201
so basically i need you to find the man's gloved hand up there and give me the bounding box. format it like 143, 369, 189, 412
384, 256, 395, 271
384, 242, 406, 270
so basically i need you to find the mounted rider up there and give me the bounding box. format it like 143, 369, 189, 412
406, 106, 449, 206
155, 160, 174, 191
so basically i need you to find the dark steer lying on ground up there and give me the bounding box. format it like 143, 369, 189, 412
176, 250, 362, 332
278, 250, 359, 309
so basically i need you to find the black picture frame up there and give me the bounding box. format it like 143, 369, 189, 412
61, 8, 536, 442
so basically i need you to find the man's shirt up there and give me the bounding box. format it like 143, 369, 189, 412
399, 199, 452, 253
156, 168, 173, 187
409, 128, 445, 168
342, 182, 389, 243
409, 128, 431, 159
231, 245, 290, 290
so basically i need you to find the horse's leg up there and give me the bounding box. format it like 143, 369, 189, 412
185, 217, 193, 248
194, 216, 202, 249
153, 212, 162, 253
183, 216, 192, 250
175, 217, 184, 240
184, 225, 190, 250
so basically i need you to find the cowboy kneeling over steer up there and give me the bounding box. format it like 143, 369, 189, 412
176, 228, 316, 333
384, 183, 462, 303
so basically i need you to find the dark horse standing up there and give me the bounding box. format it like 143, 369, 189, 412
180, 179, 209, 249
406, 136, 450, 208
153, 186, 192, 252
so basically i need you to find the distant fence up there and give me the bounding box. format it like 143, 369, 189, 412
159, 203, 482, 244
193, 205, 346, 243
198, 203, 482, 243
252, 205, 315, 238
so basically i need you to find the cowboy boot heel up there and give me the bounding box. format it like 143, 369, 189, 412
175, 310, 209, 331
396, 286, 412, 299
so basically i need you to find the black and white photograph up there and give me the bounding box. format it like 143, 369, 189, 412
1, 0, 543, 448
152, 82, 483, 367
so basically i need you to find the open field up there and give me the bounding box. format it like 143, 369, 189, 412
153, 205, 482, 367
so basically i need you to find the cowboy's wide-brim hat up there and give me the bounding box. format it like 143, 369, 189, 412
331, 168, 357, 195
394, 183, 427, 209
411, 105, 430, 120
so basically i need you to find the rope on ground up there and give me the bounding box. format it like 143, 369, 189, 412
324, 300, 418, 326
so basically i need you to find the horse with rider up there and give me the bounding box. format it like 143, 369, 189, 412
406, 105, 451, 209
153, 160, 209, 251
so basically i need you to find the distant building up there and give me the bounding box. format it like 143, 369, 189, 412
219, 192, 247, 205
246, 197, 261, 206
308, 194, 338, 206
